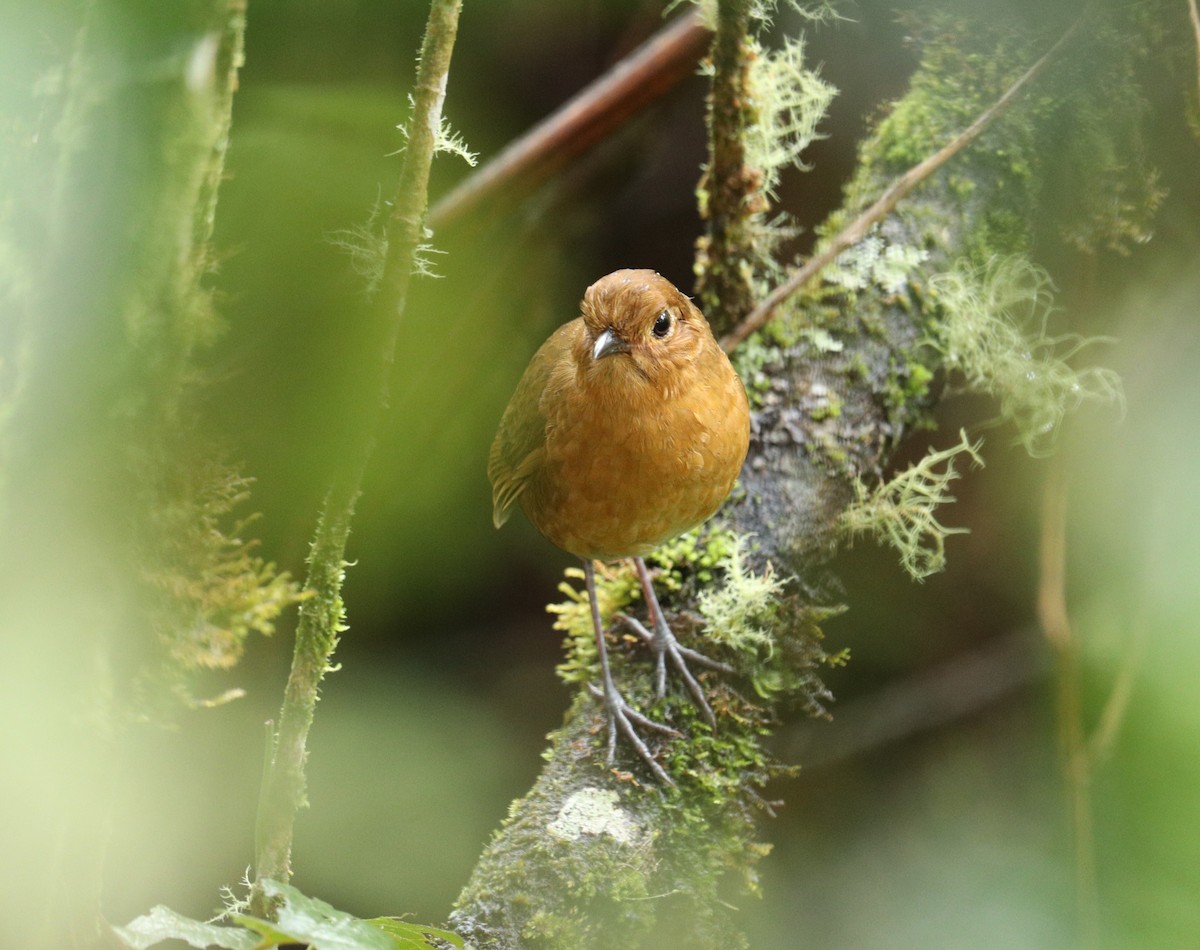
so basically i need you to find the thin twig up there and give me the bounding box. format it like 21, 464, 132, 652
1037, 467, 1100, 950
428, 9, 711, 231
1087, 612, 1146, 763
250, 0, 464, 915
720, 11, 1091, 352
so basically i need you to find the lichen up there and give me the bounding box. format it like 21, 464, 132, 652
548, 522, 837, 800
927, 256, 1123, 455
548, 524, 741, 687
546, 787, 644, 844
693, 0, 838, 330
840, 430, 983, 580
741, 33, 836, 196
824, 228, 931, 296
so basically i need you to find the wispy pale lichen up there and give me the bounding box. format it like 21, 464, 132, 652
743, 34, 836, 195
841, 430, 983, 580
697, 539, 782, 659
928, 256, 1124, 455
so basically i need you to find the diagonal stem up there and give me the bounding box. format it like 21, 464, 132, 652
720, 9, 1092, 352
429, 9, 710, 230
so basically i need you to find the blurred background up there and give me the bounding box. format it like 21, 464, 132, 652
3, 0, 1199, 947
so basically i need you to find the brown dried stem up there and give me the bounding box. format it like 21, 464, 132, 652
1037, 468, 1100, 949
429, 9, 711, 231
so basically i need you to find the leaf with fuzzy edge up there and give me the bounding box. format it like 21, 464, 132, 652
115, 880, 461, 950
114, 905, 257, 950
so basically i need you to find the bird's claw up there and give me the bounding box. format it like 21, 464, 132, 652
617, 612, 729, 728
618, 612, 735, 673
585, 682, 678, 787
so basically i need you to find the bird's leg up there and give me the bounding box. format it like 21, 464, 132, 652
626, 556, 735, 729
582, 559, 678, 786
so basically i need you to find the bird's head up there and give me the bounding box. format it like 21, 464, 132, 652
577, 269, 713, 395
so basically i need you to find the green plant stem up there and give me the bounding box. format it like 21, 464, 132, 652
250, 0, 464, 915
695, 0, 759, 335
1038, 469, 1100, 948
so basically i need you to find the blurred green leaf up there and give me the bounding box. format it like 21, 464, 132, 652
235, 879, 459, 950
366, 916, 465, 949
115, 904, 258, 950
118, 880, 461, 950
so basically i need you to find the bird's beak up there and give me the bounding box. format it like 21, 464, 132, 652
592, 328, 630, 362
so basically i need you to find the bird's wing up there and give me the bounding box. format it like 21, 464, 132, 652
488, 319, 579, 528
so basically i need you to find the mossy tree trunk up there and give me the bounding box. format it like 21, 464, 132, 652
448, 7, 1162, 949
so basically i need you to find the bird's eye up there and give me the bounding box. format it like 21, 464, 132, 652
652, 310, 672, 339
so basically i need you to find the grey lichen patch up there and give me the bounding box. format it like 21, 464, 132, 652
546, 787, 643, 845
825, 227, 931, 296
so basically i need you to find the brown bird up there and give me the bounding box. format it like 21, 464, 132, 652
489, 269, 750, 783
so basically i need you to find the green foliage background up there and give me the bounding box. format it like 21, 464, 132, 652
1, 0, 1198, 947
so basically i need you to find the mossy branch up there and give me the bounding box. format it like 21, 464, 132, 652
451, 7, 1152, 946
694, 0, 760, 334
250, 0, 464, 914
721, 5, 1092, 351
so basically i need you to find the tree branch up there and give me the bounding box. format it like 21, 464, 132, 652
694, 0, 761, 335
450, 6, 1151, 947
429, 9, 711, 231
720, 7, 1090, 352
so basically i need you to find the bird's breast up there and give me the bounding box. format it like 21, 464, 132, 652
522, 364, 750, 561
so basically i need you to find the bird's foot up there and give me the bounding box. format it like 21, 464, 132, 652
618, 612, 733, 729
585, 681, 679, 786
625, 555, 736, 728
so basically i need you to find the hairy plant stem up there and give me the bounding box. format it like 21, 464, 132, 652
695, 0, 760, 336
250, 0, 464, 915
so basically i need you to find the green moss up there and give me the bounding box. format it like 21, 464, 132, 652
455, 685, 773, 945
549, 525, 839, 801
730, 330, 784, 409
135, 453, 305, 713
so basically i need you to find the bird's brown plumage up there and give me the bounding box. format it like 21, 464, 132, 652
489, 269, 750, 561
